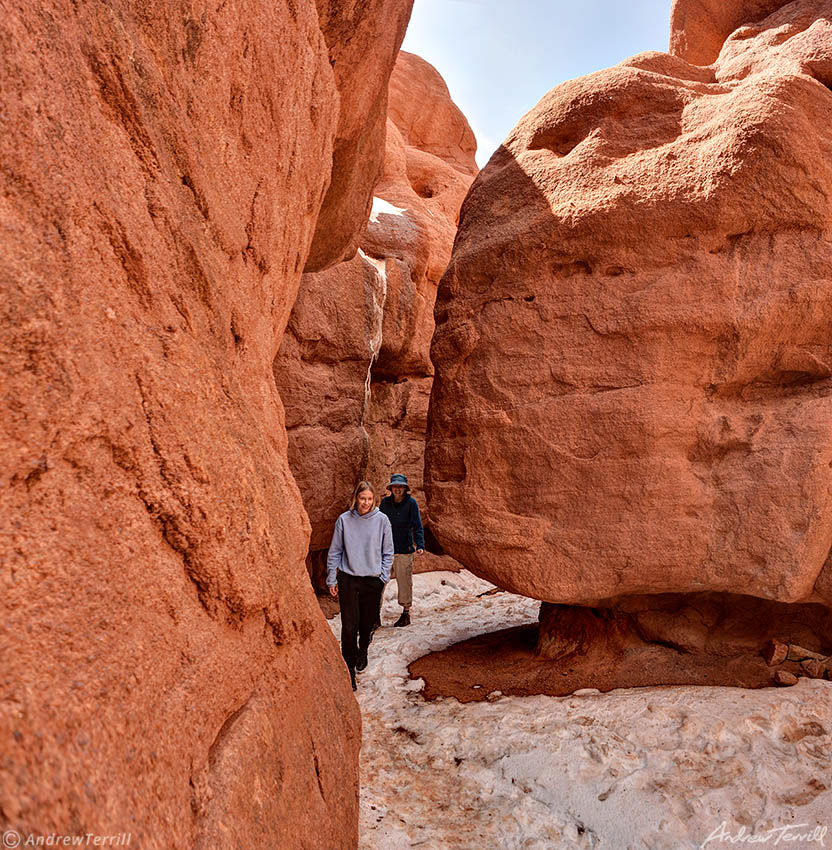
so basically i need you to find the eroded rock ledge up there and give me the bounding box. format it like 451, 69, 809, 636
412, 591, 832, 701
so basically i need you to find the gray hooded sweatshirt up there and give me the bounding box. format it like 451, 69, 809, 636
326, 507, 394, 586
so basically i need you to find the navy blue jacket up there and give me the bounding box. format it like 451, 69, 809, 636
379, 494, 425, 554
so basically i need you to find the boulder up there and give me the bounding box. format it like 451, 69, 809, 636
0, 0, 411, 845
416, 552, 463, 574
787, 643, 828, 662
764, 639, 790, 666
387, 51, 478, 176
801, 658, 829, 679
426, 1, 832, 608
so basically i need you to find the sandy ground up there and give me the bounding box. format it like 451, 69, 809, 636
328, 571, 832, 850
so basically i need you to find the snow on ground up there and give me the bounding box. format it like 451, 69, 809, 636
329, 571, 832, 850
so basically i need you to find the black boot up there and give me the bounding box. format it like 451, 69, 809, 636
393, 610, 411, 628
356, 649, 368, 672
349, 667, 357, 691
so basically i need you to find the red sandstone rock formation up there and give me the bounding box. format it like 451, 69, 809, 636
277, 252, 386, 559
276, 51, 476, 585
669, 0, 793, 64
306, 0, 415, 272
426, 0, 832, 609
364, 53, 477, 510
0, 0, 410, 846
387, 51, 479, 175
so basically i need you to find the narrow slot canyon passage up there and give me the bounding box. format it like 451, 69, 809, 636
338, 572, 832, 850
10, 0, 832, 843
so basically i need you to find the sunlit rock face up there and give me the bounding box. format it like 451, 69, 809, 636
276, 51, 476, 590
0, 0, 410, 846
426, 0, 832, 608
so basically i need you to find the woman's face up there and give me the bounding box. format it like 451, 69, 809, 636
356, 489, 374, 515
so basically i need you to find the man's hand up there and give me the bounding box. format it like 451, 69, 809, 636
328, 585, 338, 597
416, 549, 424, 555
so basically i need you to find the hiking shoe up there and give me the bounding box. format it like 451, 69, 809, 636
393, 611, 411, 628
356, 650, 368, 672
371, 619, 381, 633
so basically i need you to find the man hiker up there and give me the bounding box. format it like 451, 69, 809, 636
379, 473, 425, 627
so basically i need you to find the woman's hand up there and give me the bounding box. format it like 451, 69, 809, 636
328, 585, 338, 597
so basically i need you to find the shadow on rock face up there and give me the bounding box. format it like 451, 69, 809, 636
410, 592, 832, 700
425, 4, 832, 610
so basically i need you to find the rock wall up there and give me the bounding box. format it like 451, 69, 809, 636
306, 1, 416, 272
0, 0, 410, 847
363, 53, 477, 514
276, 252, 387, 558
275, 51, 476, 588
425, 0, 832, 609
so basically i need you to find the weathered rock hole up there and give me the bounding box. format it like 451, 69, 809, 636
552, 259, 592, 276
410, 592, 832, 701
230, 315, 244, 350
423, 525, 445, 556
371, 356, 407, 383
527, 128, 585, 157
411, 181, 436, 198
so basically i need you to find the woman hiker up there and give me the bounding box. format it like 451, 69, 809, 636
379, 473, 425, 627
326, 480, 394, 690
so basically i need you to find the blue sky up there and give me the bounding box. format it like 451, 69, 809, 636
402, 0, 674, 166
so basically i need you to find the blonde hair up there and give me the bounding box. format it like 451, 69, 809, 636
350, 480, 376, 511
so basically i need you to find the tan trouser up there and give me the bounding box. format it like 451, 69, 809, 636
389, 553, 414, 609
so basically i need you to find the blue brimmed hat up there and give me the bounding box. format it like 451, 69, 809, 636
385, 473, 410, 492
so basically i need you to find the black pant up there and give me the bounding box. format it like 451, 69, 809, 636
338, 571, 384, 671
